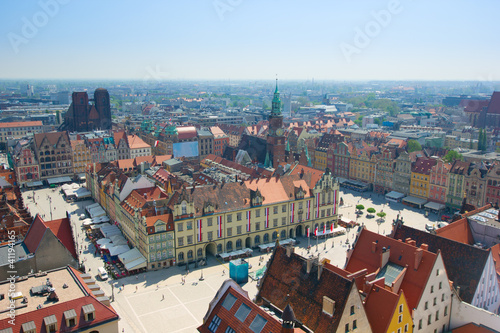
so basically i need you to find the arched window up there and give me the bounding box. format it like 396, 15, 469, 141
197, 248, 202, 258
281, 230, 286, 239
187, 250, 193, 259
40, 152, 43, 156
236, 239, 242, 249
272, 231, 278, 240
226, 241, 233, 251
45, 151, 50, 155
40, 157, 44, 162
178, 252, 184, 261
217, 244, 222, 253
254, 235, 260, 245
263, 233, 269, 243
320, 222, 325, 230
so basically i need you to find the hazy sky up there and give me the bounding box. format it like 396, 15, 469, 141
1, 0, 499, 81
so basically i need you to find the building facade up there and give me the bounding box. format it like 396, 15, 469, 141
429, 159, 450, 204
0, 121, 43, 143
34, 131, 73, 180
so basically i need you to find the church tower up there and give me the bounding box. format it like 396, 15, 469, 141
266, 79, 286, 168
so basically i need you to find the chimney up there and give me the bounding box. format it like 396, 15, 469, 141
306, 258, 315, 274
420, 243, 429, 251
409, 240, 416, 247
322, 296, 335, 317
381, 247, 390, 268
286, 246, 294, 258
281, 304, 297, 333
414, 248, 423, 270
318, 262, 324, 280
371, 241, 378, 253
405, 237, 412, 244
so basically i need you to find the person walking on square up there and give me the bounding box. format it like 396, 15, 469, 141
161, 294, 164, 301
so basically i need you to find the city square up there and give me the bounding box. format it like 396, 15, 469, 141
22, 185, 437, 333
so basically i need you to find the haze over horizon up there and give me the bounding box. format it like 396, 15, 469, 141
1, 0, 499, 81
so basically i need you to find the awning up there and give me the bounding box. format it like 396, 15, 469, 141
46, 176, 72, 185
26, 181, 43, 187
402, 196, 427, 206
385, 191, 405, 200
96, 238, 112, 246
424, 201, 446, 211
124, 257, 147, 271
78, 173, 86, 180
119, 248, 143, 264
109, 245, 130, 256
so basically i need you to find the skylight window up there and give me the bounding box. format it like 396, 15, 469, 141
235, 303, 251, 322
222, 293, 237, 311
249, 314, 267, 333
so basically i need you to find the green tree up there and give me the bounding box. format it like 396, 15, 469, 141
407, 140, 422, 153
444, 150, 463, 163
367, 208, 376, 213
377, 212, 387, 220
479, 129, 487, 152
355, 204, 365, 211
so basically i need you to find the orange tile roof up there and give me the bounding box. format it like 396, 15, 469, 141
490, 243, 500, 289
117, 158, 135, 170
452, 322, 498, 333
346, 228, 437, 312
244, 177, 289, 205
364, 285, 403, 333
435, 218, 475, 245
145, 213, 174, 230
0, 121, 42, 127
127, 135, 150, 149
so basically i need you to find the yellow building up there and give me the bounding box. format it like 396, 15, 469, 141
365, 287, 413, 333
350, 148, 376, 184
313, 147, 328, 171
410, 157, 436, 199
71, 139, 92, 175
170, 169, 339, 265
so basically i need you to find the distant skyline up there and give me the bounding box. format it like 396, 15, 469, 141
1, 0, 499, 81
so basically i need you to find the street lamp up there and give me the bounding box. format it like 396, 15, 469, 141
47, 195, 53, 220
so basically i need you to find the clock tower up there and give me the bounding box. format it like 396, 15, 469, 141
266, 79, 286, 168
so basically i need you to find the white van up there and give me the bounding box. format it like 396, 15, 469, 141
97, 267, 108, 280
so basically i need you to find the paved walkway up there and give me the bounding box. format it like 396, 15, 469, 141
22, 186, 438, 333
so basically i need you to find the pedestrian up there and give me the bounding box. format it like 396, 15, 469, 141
222, 269, 225, 276
144, 274, 146, 280
156, 284, 159, 290
135, 286, 138, 292
122, 283, 124, 289
161, 294, 164, 301
136, 275, 138, 281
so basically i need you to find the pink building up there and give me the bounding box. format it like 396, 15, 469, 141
429, 158, 450, 204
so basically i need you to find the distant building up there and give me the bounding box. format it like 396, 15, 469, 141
0, 121, 43, 143
63, 88, 111, 131
34, 131, 73, 181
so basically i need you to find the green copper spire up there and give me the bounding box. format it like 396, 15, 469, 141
271, 77, 281, 115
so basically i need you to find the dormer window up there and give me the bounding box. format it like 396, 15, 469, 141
64, 309, 77, 327
181, 201, 187, 215
82, 303, 96, 321
21, 321, 36, 333
44, 315, 57, 332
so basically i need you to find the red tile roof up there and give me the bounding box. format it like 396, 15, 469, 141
0, 121, 42, 128
434, 218, 475, 245
393, 223, 487, 303
177, 126, 197, 140
44, 217, 78, 259
198, 285, 283, 333
24, 214, 77, 259
412, 157, 437, 175
490, 243, 500, 291
452, 322, 498, 333
0, 267, 118, 333
364, 285, 403, 333
127, 135, 150, 149
256, 246, 357, 333
463, 99, 489, 113
346, 228, 438, 312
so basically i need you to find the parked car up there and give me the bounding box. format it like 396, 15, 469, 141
366, 214, 375, 218
441, 215, 452, 222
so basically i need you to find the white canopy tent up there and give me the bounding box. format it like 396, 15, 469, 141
424, 201, 446, 212
385, 191, 405, 202
96, 238, 112, 246
119, 248, 147, 271
109, 245, 130, 256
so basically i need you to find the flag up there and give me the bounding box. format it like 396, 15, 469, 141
290, 203, 295, 224
197, 219, 202, 242
306, 200, 310, 220
330, 223, 334, 233
314, 226, 318, 236
307, 227, 310, 238
316, 192, 320, 218
217, 215, 222, 238
247, 210, 251, 232
333, 190, 337, 215
323, 224, 326, 235
265, 207, 269, 228
154, 140, 159, 147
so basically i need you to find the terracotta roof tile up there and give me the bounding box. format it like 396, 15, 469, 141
393, 223, 487, 303
127, 135, 150, 149
44, 217, 77, 259
0, 121, 42, 128
346, 228, 438, 311
256, 246, 355, 333
452, 322, 498, 333
434, 218, 475, 245
364, 285, 403, 333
